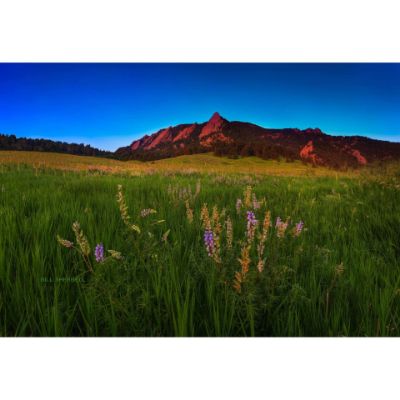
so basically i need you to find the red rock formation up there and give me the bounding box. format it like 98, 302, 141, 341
173, 124, 196, 142
115, 112, 400, 167
131, 135, 152, 151
199, 112, 226, 138
300, 140, 322, 164
131, 140, 141, 151
300, 140, 314, 158
145, 127, 173, 149
352, 149, 367, 165
200, 132, 234, 148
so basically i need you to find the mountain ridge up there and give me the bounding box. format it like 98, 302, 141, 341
116, 113, 400, 168
2, 113, 400, 170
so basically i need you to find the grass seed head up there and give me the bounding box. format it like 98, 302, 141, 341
116, 185, 141, 233
140, 208, 157, 218
72, 221, 91, 257
57, 235, 74, 249
107, 249, 123, 260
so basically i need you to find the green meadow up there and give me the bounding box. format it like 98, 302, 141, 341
0, 152, 400, 336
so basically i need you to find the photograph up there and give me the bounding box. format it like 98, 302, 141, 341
1, 0, 400, 397
1, 62, 399, 337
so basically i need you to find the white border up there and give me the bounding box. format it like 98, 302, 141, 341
1, 0, 400, 398
0, 0, 399, 62
1, 338, 399, 400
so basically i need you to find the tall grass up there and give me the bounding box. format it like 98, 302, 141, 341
0, 163, 399, 336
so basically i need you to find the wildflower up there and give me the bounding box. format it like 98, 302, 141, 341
247, 211, 257, 227
275, 217, 289, 238
293, 221, 304, 237
211, 206, 222, 263
256, 210, 271, 272
262, 210, 271, 234
233, 271, 243, 293
185, 200, 193, 223
246, 210, 258, 242
57, 235, 74, 249
200, 203, 211, 230
94, 243, 105, 263
244, 186, 252, 208
234, 244, 251, 292
211, 206, 219, 228
236, 198, 243, 214
256, 260, 264, 273
238, 244, 251, 276
252, 193, 261, 210
140, 208, 157, 218
204, 229, 215, 257
226, 216, 233, 250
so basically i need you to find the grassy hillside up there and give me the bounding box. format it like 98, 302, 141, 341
0, 152, 399, 336
0, 150, 359, 177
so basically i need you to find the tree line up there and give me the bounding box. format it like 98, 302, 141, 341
0, 134, 114, 158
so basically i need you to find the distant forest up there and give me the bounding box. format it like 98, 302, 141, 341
1, 133, 299, 163
0, 134, 114, 158
117, 141, 299, 163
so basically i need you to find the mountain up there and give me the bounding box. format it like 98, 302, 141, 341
2, 113, 399, 169
116, 112, 400, 168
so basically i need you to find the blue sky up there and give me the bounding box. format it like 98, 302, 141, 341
0, 63, 399, 151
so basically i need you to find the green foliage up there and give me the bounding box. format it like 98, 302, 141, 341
0, 164, 400, 336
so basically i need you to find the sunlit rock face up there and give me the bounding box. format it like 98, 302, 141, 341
115, 112, 400, 167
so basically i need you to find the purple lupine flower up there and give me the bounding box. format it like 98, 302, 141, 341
275, 217, 282, 227
204, 229, 215, 257
247, 211, 257, 226
246, 211, 258, 241
94, 243, 105, 262
294, 221, 304, 236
